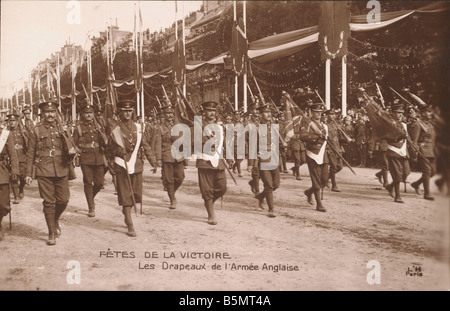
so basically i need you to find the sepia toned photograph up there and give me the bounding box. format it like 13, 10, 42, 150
0, 0, 449, 294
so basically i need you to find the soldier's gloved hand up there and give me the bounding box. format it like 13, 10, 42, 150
156, 160, 162, 167
11, 174, 19, 183
25, 176, 33, 185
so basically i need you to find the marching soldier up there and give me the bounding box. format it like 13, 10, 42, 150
374, 137, 390, 188
254, 103, 280, 218
0, 124, 20, 241
410, 106, 437, 200
108, 100, 157, 237
21, 105, 35, 134
383, 103, 410, 203
232, 111, 244, 177
153, 105, 185, 209
326, 109, 344, 192
300, 103, 328, 212
7, 113, 28, 203
195, 101, 227, 225
25, 102, 72, 245
72, 104, 108, 217
278, 113, 289, 174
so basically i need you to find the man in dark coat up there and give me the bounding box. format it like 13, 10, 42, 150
153, 105, 185, 209
384, 103, 410, 203
73, 104, 108, 217
7, 113, 28, 203
25, 102, 72, 245
410, 106, 437, 200
194, 101, 227, 225
0, 124, 20, 241
108, 100, 157, 237
300, 103, 329, 212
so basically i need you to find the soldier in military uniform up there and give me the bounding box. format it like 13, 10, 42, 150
21, 105, 35, 135
72, 104, 108, 217
247, 104, 261, 194
25, 102, 72, 245
7, 113, 28, 203
153, 105, 185, 209
0, 124, 20, 241
300, 103, 329, 212
108, 100, 157, 237
383, 103, 410, 203
326, 109, 344, 192
410, 106, 437, 200
195, 101, 227, 225
254, 103, 280, 218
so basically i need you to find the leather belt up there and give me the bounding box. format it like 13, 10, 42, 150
40, 149, 63, 157
80, 142, 100, 149
14, 144, 24, 149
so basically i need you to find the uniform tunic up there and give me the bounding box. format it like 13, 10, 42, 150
153, 121, 185, 195
26, 120, 70, 213
0, 130, 20, 216
300, 120, 329, 190
73, 120, 107, 190
195, 120, 227, 202
109, 120, 156, 206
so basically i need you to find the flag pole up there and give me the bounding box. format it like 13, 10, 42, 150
182, 1, 186, 97
325, 58, 331, 110
341, 55, 347, 117
139, 1, 144, 123
134, 3, 140, 117
243, 1, 247, 113
233, 1, 238, 112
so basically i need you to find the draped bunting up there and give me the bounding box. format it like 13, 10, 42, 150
57, 3, 448, 99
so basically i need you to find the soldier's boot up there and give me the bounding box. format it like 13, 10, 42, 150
266, 191, 276, 218
411, 178, 422, 195
248, 179, 256, 194
122, 206, 136, 237
19, 180, 26, 199
304, 187, 314, 205
112, 175, 118, 195
11, 183, 20, 204
55, 203, 67, 237
85, 186, 95, 217
423, 177, 434, 201
237, 165, 243, 177
232, 163, 237, 174
385, 182, 395, 198
282, 158, 288, 173
375, 171, 383, 184
382, 170, 389, 188
254, 179, 260, 195
330, 171, 341, 192
255, 192, 265, 210
0, 216, 4, 241
295, 166, 302, 180
168, 186, 176, 209
93, 184, 103, 199
44, 213, 56, 245
314, 189, 326, 212
394, 182, 404, 203
205, 199, 217, 225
